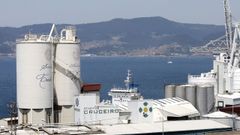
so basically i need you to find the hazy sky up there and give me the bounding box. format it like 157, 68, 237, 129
1, 0, 240, 27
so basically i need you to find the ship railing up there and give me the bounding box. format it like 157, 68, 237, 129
188, 74, 216, 78
110, 87, 138, 92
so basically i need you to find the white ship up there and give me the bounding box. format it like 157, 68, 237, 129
108, 70, 142, 107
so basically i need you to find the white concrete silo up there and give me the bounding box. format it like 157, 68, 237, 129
164, 85, 176, 98
206, 85, 215, 113
54, 26, 81, 123
17, 34, 53, 125
185, 84, 196, 107
175, 85, 186, 99
196, 85, 208, 115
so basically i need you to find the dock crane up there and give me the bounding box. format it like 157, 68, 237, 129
224, 0, 233, 52
227, 24, 240, 92
223, 0, 240, 92
195, 0, 233, 54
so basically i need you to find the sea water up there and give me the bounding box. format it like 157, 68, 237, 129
0, 56, 213, 118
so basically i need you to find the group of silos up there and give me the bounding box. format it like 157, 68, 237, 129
16, 25, 81, 125
165, 84, 215, 115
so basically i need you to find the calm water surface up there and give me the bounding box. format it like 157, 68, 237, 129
0, 56, 213, 118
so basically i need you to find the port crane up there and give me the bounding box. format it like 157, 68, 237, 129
224, 0, 233, 51
193, 0, 233, 54
222, 0, 240, 92
194, 0, 240, 92
227, 24, 240, 92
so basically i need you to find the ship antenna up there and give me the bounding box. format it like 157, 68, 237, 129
124, 70, 132, 90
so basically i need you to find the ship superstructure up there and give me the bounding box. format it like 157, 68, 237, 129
74, 70, 199, 125
108, 70, 142, 107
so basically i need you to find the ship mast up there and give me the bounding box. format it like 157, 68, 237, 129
124, 70, 133, 90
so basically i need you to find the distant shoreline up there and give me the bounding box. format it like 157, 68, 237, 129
80, 54, 214, 58
0, 53, 214, 59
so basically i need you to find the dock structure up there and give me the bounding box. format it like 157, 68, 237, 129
207, 131, 240, 135
97, 120, 231, 134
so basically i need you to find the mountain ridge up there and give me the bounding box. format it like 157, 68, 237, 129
0, 16, 225, 56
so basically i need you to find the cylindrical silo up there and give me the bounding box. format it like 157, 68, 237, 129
185, 84, 196, 107
206, 85, 215, 113
196, 85, 208, 115
165, 85, 176, 98
17, 34, 53, 125
175, 85, 186, 99
54, 26, 81, 123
